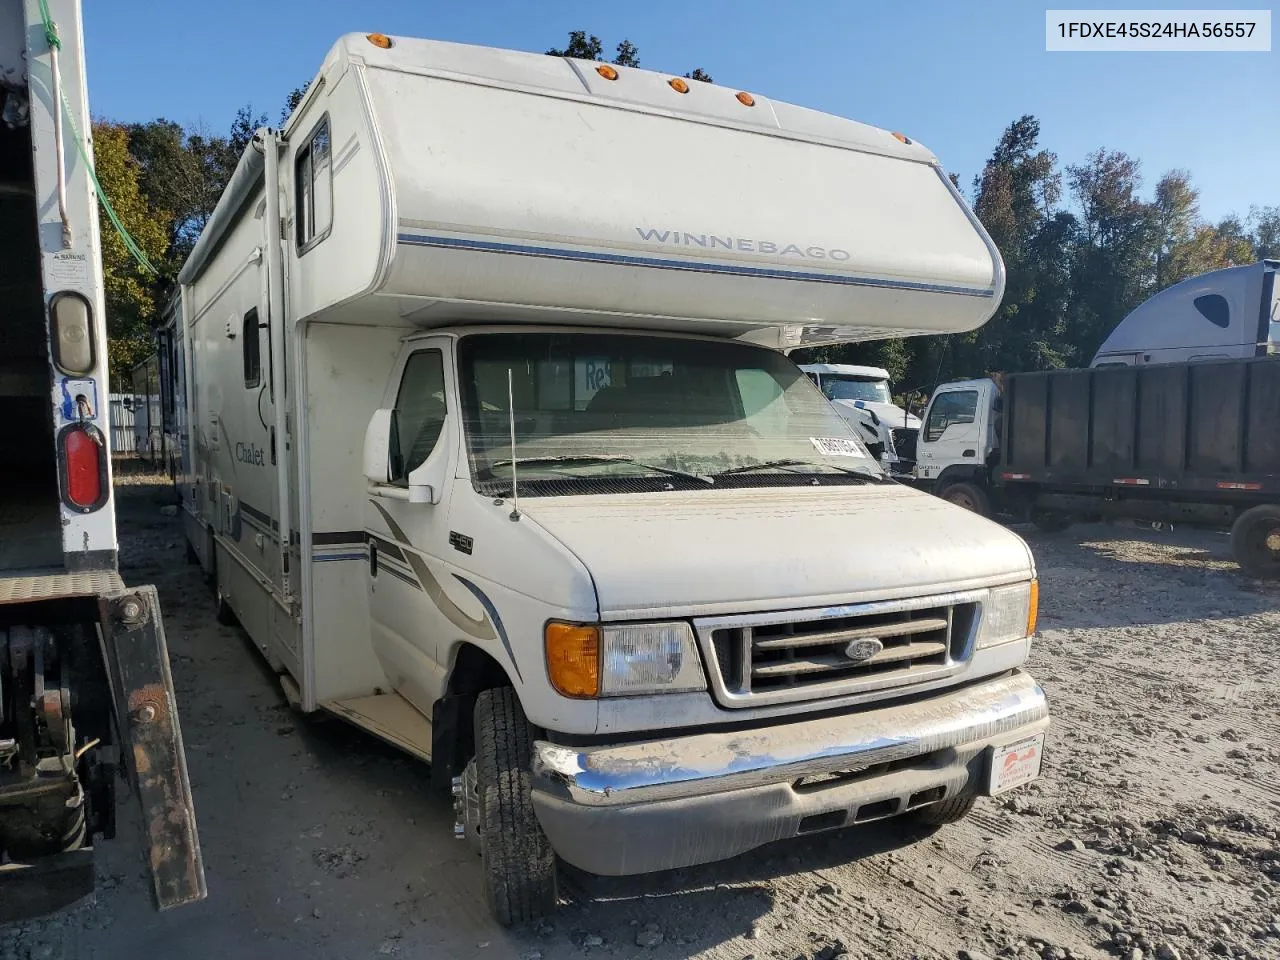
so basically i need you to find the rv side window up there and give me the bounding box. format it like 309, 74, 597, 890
295, 116, 332, 252
242, 308, 261, 388
923, 390, 977, 442
392, 349, 447, 484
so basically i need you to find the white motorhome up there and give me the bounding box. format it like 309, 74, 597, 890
1092, 260, 1279, 367
798, 362, 921, 473
170, 33, 1048, 924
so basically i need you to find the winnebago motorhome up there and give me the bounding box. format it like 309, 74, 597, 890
0, 0, 202, 920
171, 33, 1047, 924
1092, 260, 1279, 366
798, 363, 921, 474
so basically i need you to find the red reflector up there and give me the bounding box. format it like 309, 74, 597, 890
1217, 481, 1262, 491
63, 427, 102, 508
1112, 478, 1150, 486
1002, 472, 1031, 480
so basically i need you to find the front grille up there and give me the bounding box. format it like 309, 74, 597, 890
890, 427, 918, 464
699, 593, 980, 708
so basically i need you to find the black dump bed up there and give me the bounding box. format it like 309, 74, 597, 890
999, 357, 1280, 498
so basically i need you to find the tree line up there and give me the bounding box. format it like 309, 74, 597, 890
92, 32, 1277, 388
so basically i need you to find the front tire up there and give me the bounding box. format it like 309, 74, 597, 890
1230, 504, 1280, 579
941, 481, 990, 517
473, 688, 557, 926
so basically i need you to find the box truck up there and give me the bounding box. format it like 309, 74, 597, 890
167, 32, 1048, 924
914, 359, 1280, 577
0, 0, 203, 920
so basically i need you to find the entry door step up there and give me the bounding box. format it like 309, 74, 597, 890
324, 692, 432, 761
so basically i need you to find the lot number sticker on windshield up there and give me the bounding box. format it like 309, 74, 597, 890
810, 436, 865, 458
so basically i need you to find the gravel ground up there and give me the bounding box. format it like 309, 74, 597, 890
3, 468, 1277, 960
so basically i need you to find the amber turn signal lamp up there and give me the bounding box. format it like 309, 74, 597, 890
545, 623, 600, 698
1027, 579, 1039, 636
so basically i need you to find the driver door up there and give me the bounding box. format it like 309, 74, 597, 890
916, 388, 981, 480
364, 340, 458, 715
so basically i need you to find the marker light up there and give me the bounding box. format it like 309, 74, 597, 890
596, 64, 618, 80
668, 77, 689, 94
892, 131, 913, 144
49, 291, 94, 375
545, 623, 600, 698
736, 91, 755, 107
366, 33, 393, 49
60, 424, 106, 511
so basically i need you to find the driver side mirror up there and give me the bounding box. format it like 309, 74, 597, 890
363, 408, 396, 483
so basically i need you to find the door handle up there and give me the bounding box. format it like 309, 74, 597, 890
369, 543, 378, 578
962, 449, 976, 458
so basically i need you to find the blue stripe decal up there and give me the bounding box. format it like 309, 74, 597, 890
396, 233, 995, 299
313, 552, 367, 563
453, 574, 523, 683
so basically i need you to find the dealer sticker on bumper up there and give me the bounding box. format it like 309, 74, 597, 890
988, 733, 1045, 795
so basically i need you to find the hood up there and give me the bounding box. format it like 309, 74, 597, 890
518, 484, 1033, 619
830, 399, 922, 431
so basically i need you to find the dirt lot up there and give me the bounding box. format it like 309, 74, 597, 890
3, 470, 1278, 960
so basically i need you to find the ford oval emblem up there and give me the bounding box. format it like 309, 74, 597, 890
844, 637, 883, 662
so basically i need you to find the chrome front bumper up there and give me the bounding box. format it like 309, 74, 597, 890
530, 670, 1048, 875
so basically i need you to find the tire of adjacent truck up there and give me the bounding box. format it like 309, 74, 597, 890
473, 687, 558, 926
1230, 504, 1280, 580
940, 482, 990, 517
910, 793, 977, 826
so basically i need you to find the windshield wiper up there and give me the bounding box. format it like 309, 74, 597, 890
714, 458, 886, 481
481, 455, 714, 485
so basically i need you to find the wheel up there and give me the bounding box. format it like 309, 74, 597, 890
1031, 510, 1071, 533
910, 793, 977, 826
1230, 504, 1280, 579
471, 688, 557, 926
941, 482, 990, 517
214, 574, 237, 626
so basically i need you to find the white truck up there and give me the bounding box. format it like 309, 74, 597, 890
1092, 259, 1278, 367
166, 32, 1048, 924
798, 363, 921, 474
0, 0, 202, 920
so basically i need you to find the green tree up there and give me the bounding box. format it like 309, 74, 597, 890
685, 68, 713, 82
281, 84, 308, 124
1249, 205, 1280, 260
92, 121, 170, 378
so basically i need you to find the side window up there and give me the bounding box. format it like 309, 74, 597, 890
242, 308, 260, 388
392, 350, 447, 483
295, 117, 332, 251
923, 390, 978, 442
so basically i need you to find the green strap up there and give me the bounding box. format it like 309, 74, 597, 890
37, 2, 159, 277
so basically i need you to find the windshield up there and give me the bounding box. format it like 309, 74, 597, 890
820, 375, 892, 405
456, 332, 883, 495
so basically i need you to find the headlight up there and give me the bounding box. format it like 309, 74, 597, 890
601, 622, 706, 696
544, 621, 706, 698
976, 580, 1038, 649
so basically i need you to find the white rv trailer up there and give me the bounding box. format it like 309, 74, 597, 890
1092, 260, 1279, 366
171, 33, 1047, 923
0, 0, 202, 920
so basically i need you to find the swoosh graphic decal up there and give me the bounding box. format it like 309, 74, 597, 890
453, 574, 522, 682
370, 500, 495, 642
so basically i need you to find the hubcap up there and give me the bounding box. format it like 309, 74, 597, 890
1266, 529, 1280, 553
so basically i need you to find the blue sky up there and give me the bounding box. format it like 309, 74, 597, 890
84, 1, 1276, 223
